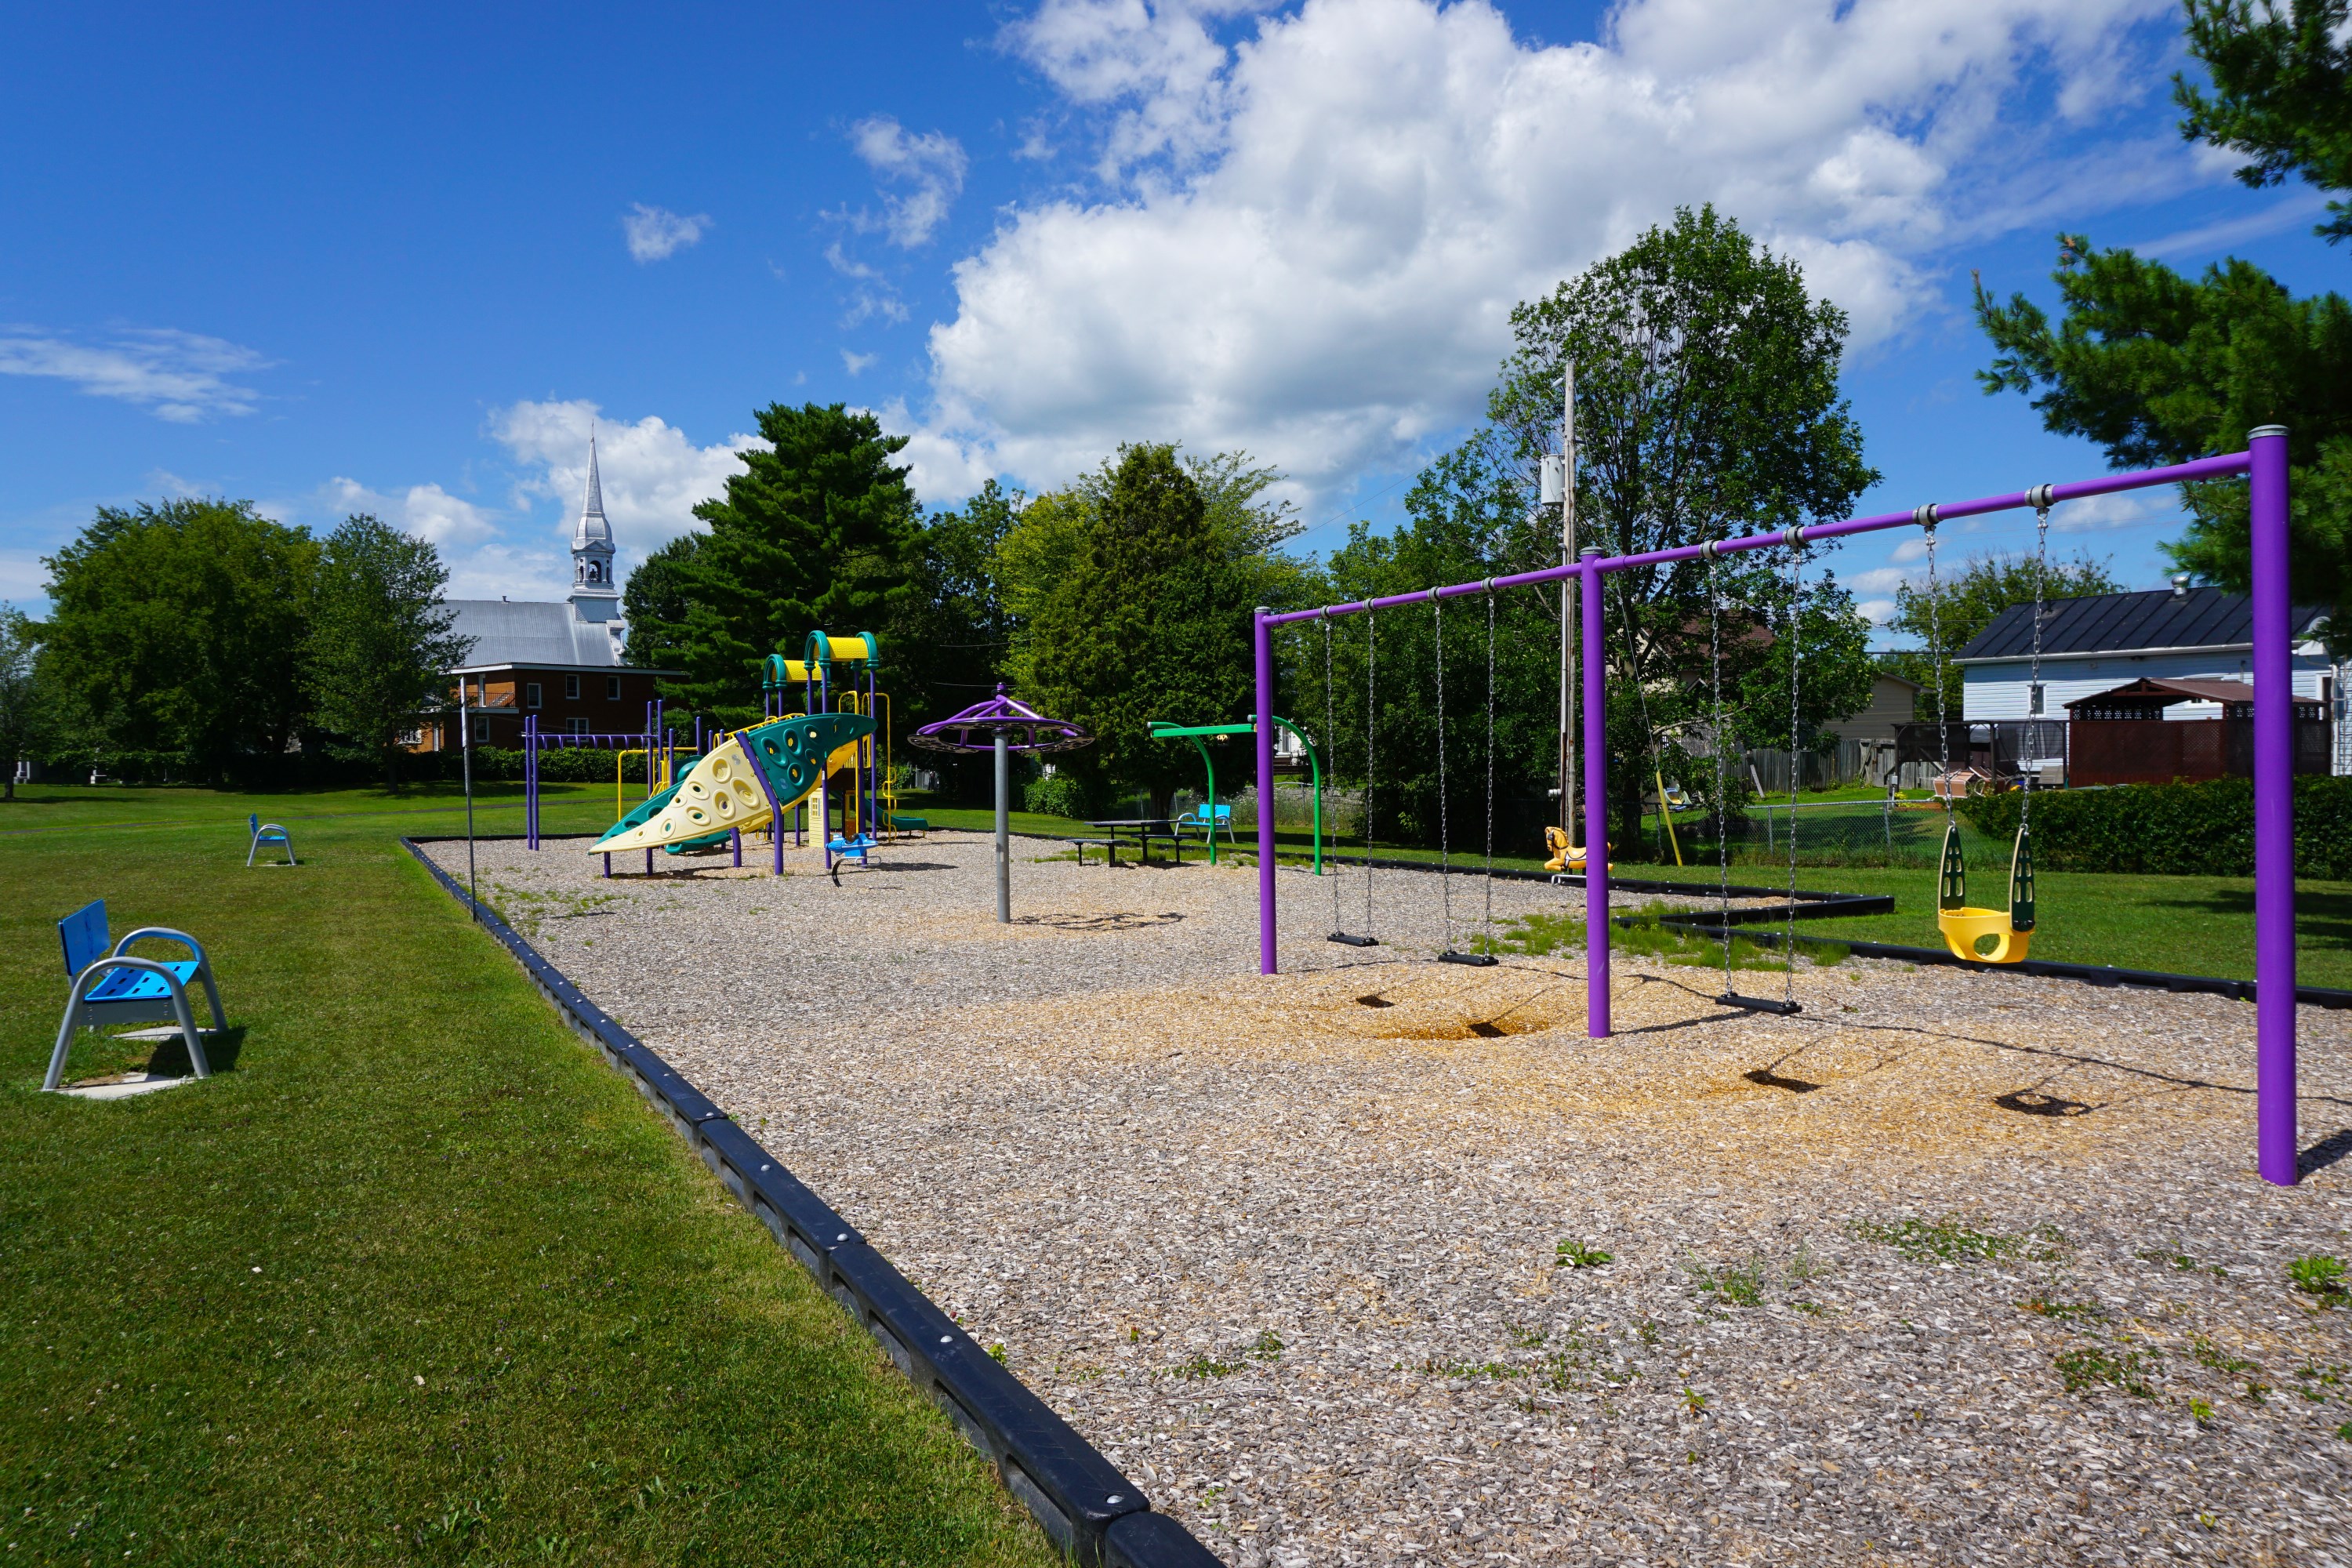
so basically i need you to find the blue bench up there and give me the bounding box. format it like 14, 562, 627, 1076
247, 813, 295, 866
47, 899, 227, 1091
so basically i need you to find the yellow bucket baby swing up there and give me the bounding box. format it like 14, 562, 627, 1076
1919, 493, 2049, 964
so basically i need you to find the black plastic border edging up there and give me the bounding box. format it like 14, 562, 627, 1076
1337, 852, 2352, 1010
1664, 918, 2352, 1010
397, 838, 1223, 1568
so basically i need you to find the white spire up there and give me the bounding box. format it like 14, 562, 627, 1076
574, 427, 611, 545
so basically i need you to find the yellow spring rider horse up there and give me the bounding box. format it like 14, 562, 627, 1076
1542, 826, 1605, 875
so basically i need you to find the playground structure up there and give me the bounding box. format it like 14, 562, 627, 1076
516, 633, 904, 877
591, 710, 874, 871
523, 700, 684, 850
909, 685, 1093, 921
1145, 717, 1324, 870
1254, 430, 2307, 1187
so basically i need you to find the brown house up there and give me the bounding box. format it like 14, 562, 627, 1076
409, 434, 678, 752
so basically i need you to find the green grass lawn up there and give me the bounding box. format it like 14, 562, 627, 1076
896, 790, 2352, 988
0, 785, 1053, 1566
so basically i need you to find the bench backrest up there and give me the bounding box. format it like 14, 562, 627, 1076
249, 813, 260, 833
59, 899, 108, 978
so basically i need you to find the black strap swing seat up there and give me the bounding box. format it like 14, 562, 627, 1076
1700, 532, 1802, 1018
1327, 604, 1379, 948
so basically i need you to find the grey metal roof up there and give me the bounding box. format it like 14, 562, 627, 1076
1955, 587, 2328, 662
445, 599, 627, 671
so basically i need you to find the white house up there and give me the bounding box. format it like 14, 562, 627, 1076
1957, 584, 2332, 717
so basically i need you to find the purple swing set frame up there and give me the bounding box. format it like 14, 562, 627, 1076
1254, 429, 2306, 1187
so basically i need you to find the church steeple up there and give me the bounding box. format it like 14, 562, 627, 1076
568, 429, 622, 623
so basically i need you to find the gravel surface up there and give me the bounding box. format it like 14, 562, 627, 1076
432, 829, 2352, 1566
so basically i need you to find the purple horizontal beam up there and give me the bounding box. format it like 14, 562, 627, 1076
1262, 450, 2252, 627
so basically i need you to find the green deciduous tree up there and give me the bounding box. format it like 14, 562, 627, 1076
1000, 445, 1309, 815
1361, 205, 1880, 852
308, 516, 471, 786
1886, 549, 2122, 718
621, 532, 703, 672
888, 480, 1022, 759
2176, 0, 2352, 244
0, 610, 46, 800
39, 499, 316, 781
672, 404, 923, 720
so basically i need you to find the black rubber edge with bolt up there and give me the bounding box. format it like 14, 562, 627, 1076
401, 837, 1225, 1568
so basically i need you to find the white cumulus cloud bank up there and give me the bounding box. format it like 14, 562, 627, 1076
493, 399, 762, 562
622, 203, 712, 263
0, 326, 269, 421
850, 117, 971, 247
917, 0, 2181, 505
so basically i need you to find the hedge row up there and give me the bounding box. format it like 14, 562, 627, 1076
1955, 775, 2352, 879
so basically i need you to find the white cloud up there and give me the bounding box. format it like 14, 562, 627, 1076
848, 116, 970, 247
841, 350, 879, 376
0, 326, 268, 421
0, 550, 50, 604
622, 203, 712, 263
319, 478, 499, 547
878, 397, 1000, 505
826, 243, 910, 327
491, 399, 762, 563
913, 0, 2182, 506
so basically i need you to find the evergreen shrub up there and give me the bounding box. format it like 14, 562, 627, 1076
1956, 776, 2352, 879
1023, 771, 1091, 819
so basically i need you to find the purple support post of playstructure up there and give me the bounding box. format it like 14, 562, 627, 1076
1257, 607, 1278, 975
524, 716, 539, 848
1581, 550, 1608, 1038
2252, 424, 2297, 1186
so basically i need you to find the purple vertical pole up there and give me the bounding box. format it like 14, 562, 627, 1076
2252, 425, 2297, 1185
1256, 606, 1277, 975
525, 717, 538, 849
1581, 550, 1609, 1038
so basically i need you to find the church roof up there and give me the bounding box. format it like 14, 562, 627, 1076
447, 598, 631, 671
572, 431, 612, 548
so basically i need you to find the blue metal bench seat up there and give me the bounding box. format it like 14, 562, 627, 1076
47, 899, 227, 1092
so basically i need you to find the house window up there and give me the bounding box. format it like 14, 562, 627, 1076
398, 728, 423, 747
564, 673, 581, 700
2029, 683, 2045, 716
607, 676, 622, 700
525, 682, 542, 710
568, 718, 590, 735
472, 715, 491, 742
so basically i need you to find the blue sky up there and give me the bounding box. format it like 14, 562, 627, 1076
2, 0, 2344, 630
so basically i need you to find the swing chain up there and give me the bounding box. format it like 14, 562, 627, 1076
2026, 496, 2051, 829
1365, 608, 1376, 936
1708, 542, 1733, 989
1783, 541, 1802, 1007
1434, 593, 1450, 953
1324, 616, 1339, 935
1484, 584, 1497, 956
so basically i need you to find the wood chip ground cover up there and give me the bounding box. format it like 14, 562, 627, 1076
438, 831, 2352, 1566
